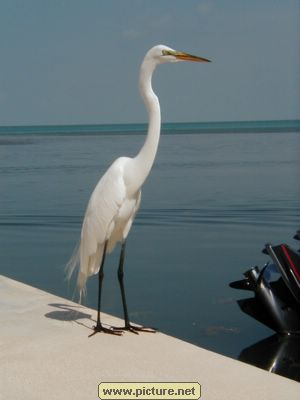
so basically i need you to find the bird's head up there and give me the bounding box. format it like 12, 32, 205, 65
145, 44, 211, 65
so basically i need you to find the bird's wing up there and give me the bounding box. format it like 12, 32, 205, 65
77, 158, 128, 294
121, 189, 141, 240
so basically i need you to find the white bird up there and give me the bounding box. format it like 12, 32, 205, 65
67, 44, 210, 335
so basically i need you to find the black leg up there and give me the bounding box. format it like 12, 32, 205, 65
116, 240, 156, 334
118, 241, 130, 327
89, 240, 122, 337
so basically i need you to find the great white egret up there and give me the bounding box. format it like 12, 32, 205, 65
67, 44, 210, 335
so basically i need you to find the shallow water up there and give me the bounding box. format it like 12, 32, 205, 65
1, 124, 299, 378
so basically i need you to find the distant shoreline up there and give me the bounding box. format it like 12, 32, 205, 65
0, 119, 299, 135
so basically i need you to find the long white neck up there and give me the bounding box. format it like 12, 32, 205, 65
131, 59, 161, 190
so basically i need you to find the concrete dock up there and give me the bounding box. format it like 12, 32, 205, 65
0, 274, 299, 400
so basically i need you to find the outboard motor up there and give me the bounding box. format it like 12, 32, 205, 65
230, 232, 300, 335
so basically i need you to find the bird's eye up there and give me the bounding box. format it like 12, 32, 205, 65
162, 50, 173, 56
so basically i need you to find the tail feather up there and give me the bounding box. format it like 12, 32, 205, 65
65, 244, 87, 303
65, 243, 80, 281
77, 271, 87, 304
66, 241, 104, 304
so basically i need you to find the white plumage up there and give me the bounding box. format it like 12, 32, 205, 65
78, 157, 141, 295
66, 44, 210, 334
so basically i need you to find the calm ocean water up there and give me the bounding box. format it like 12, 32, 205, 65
1, 120, 300, 378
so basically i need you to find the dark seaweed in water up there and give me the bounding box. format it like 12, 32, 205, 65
0, 137, 37, 145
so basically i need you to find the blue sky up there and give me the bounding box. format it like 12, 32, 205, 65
0, 0, 299, 125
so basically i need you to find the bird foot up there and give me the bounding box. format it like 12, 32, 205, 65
115, 324, 157, 335
88, 324, 123, 337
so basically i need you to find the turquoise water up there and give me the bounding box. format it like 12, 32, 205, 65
1, 120, 299, 377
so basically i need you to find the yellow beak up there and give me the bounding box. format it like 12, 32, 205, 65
163, 49, 211, 62
173, 51, 211, 62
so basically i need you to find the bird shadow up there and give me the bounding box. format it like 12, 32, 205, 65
45, 303, 95, 331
